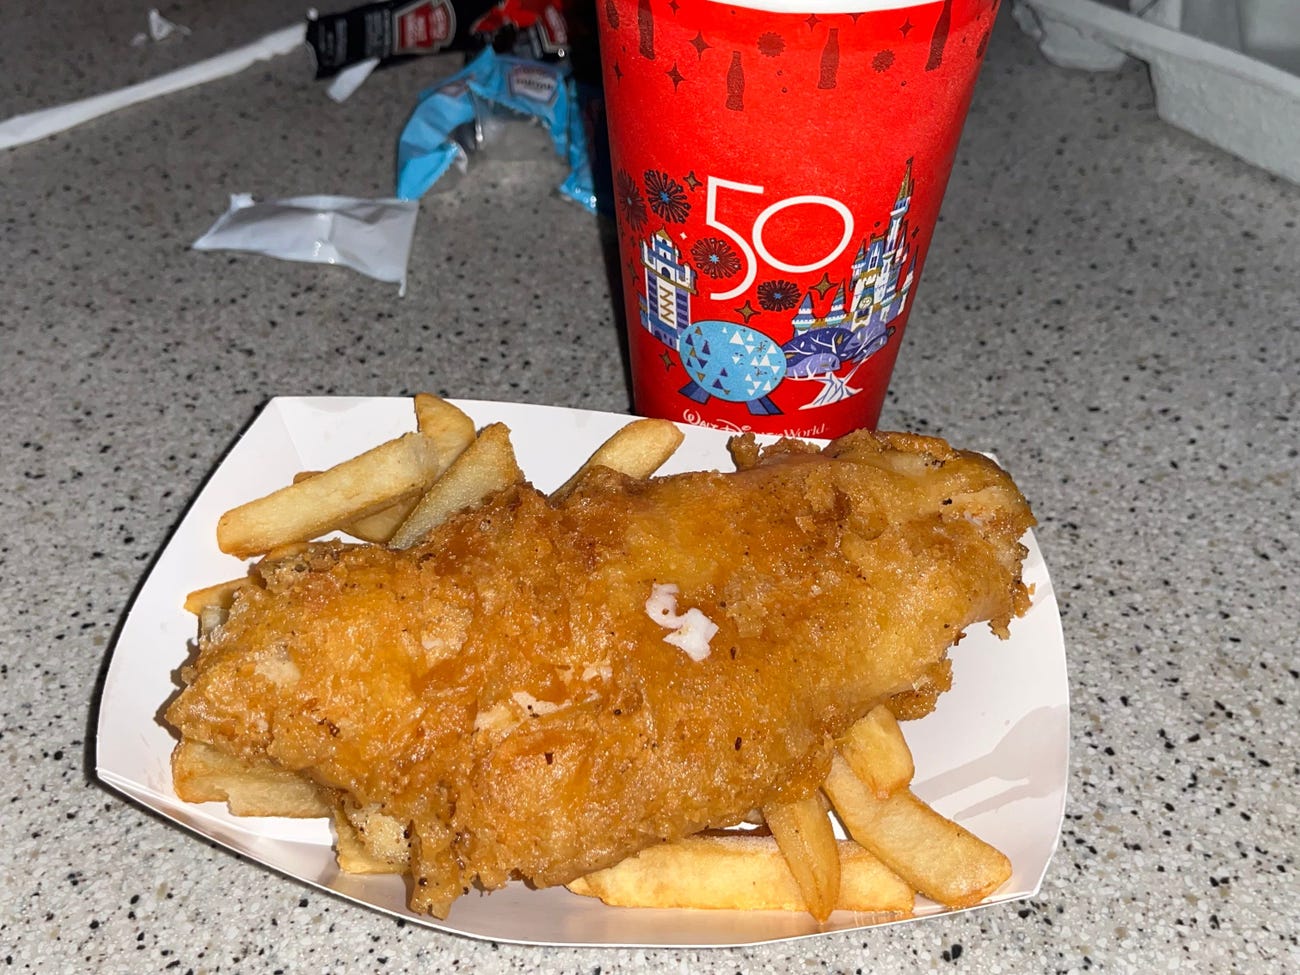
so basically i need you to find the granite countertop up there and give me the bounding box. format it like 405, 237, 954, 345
1, 3, 1296, 972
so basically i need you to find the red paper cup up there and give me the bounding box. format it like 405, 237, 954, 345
598, 0, 1000, 435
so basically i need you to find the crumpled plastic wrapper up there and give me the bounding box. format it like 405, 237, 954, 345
395, 46, 597, 211
192, 194, 420, 293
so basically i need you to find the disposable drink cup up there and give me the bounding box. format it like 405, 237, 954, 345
597, 0, 1001, 436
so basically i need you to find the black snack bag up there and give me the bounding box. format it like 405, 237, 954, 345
306, 0, 571, 78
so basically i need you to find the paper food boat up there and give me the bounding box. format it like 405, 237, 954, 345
96, 397, 1069, 947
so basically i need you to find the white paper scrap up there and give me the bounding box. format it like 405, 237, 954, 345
132, 8, 193, 46
148, 8, 191, 41
326, 56, 381, 103
0, 22, 305, 151
191, 194, 420, 292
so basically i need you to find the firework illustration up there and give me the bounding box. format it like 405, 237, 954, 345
617, 171, 648, 230
757, 32, 785, 57
690, 237, 742, 278
644, 170, 691, 223
757, 279, 802, 311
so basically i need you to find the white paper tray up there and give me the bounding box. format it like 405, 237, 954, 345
96, 397, 1070, 947
1014, 0, 1300, 184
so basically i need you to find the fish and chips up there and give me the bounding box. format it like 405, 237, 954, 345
166, 395, 1033, 921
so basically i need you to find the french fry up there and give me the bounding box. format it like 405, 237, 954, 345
823, 754, 1011, 909
183, 577, 249, 616
340, 497, 422, 543
292, 470, 421, 544
277, 397, 476, 547
171, 740, 330, 818
413, 392, 476, 467
388, 423, 523, 549
838, 705, 915, 798
763, 792, 841, 922
566, 833, 913, 915
550, 418, 684, 500
217, 432, 448, 558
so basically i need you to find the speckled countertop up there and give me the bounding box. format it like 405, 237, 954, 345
1, 3, 1296, 972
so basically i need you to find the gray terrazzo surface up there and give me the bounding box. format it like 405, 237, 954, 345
2, 3, 1297, 973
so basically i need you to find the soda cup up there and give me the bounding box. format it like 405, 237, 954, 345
597, 0, 1000, 435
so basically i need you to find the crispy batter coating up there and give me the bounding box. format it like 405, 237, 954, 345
166, 429, 1035, 916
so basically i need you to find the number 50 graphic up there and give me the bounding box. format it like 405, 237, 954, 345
706, 177, 856, 302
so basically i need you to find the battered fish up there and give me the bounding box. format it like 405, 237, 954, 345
166, 429, 1034, 917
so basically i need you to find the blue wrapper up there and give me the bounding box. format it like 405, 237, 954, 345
559, 81, 611, 216
395, 54, 488, 200
397, 48, 595, 209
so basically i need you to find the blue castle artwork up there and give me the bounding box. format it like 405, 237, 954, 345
637, 162, 920, 415
639, 229, 697, 347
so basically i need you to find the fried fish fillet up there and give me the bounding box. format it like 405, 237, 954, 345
166, 429, 1034, 917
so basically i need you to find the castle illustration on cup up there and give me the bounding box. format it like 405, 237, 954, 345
635, 162, 920, 415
